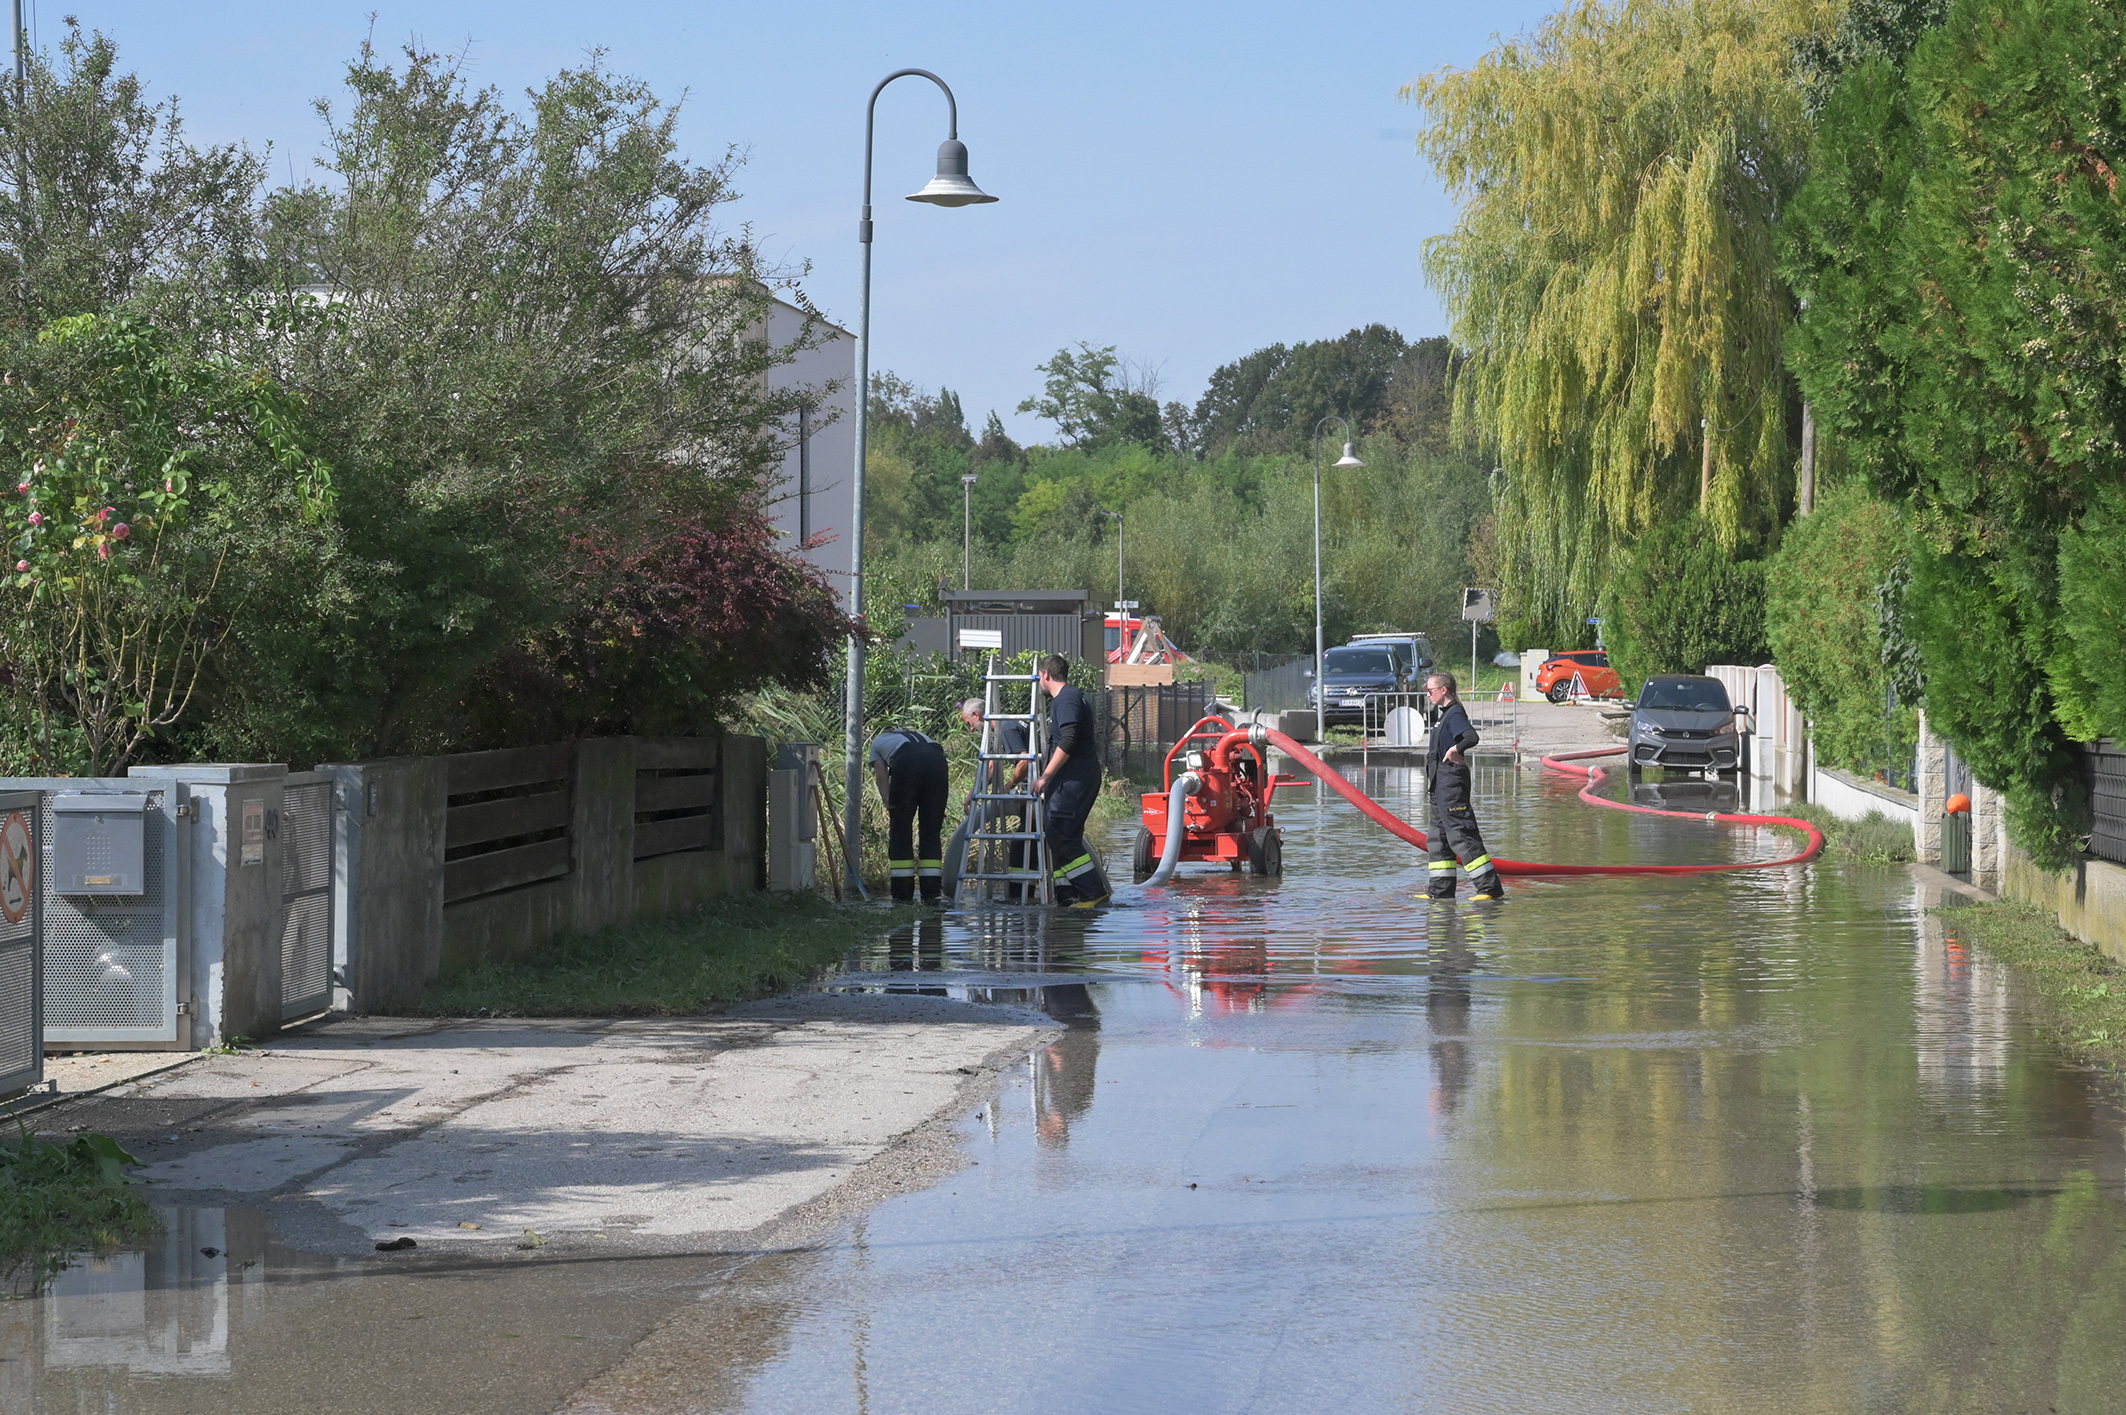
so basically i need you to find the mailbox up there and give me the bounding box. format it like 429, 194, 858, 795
53, 792, 150, 896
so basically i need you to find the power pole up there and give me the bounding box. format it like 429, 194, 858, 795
11, 0, 22, 87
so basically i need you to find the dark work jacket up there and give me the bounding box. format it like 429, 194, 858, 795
1047, 684, 1102, 787
1425, 700, 1480, 795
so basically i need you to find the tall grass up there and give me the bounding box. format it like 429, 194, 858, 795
408, 893, 922, 1018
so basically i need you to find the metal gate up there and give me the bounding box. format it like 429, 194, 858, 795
40, 784, 184, 1048
0, 790, 41, 1095
280, 772, 336, 1021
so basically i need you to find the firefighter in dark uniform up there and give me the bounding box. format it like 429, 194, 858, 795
869, 726, 950, 902
1423, 671, 1504, 900
1033, 655, 1112, 907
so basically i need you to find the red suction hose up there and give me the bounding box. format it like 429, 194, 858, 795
1214, 729, 1822, 877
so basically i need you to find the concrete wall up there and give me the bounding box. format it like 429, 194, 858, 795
763, 300, 856, 610
2003, 844, 2126, 967
1808, 762, 1920, 834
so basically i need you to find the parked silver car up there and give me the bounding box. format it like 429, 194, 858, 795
1628, 675, 1747, 777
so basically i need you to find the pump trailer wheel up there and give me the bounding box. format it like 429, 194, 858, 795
1246, 826, 1282, 876
1132, 826, 1157, 882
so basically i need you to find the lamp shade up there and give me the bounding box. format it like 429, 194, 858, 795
1334, 442, 1364, 469
907, 138, 998, 206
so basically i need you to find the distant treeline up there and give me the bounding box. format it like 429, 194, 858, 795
863, 327, 1499, 666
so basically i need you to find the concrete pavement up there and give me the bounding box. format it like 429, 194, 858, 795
41, 992, 1056, 1260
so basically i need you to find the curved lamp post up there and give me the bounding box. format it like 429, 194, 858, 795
842, 70, 997, 894
1311, 417, 1364, 742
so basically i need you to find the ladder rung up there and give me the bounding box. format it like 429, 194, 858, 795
971, 791, 1039, 802
972, 831, 1044, 841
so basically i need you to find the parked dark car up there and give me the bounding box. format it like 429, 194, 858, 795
1627, 675, 1747, 776
1347, 633, 1437, 685
1308, 644, 1411, 727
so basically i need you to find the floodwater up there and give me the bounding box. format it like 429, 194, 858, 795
14, 759, 2126, 1413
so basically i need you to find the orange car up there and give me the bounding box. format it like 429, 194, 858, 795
1534, 650, 1622, 703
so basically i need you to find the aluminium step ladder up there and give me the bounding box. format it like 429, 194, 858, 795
955, 655, 1054, 906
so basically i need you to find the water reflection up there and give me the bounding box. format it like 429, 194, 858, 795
1031, 985, 1099, 1148
0, 1206, 267, 1402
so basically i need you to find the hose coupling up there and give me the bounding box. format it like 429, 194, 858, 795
1248, 723, 1269, 748
1180, 771, 1203, 795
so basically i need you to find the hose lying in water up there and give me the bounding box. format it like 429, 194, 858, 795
1139, 772, 1202, 887
1216, 728, 1822, 876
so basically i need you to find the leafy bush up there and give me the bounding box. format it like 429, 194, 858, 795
1603, 512, 1770, 691
1781, 0, 2124, 868
1765, 482, 1916, 777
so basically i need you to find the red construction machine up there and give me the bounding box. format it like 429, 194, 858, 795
1131, 715, 1293, 881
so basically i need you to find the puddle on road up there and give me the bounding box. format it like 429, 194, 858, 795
16, 761, 2126, 1413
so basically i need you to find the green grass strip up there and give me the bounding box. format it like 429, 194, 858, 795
409, 893, 926, 1018
1772, 802, 1916, 865
1935, 898, 2126, 1071
1, 1127, 162, 1296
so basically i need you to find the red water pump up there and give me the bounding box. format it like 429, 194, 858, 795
1131, 715, 1294, 880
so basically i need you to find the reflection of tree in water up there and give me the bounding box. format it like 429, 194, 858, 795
1427, 911, 1481, 1117
1033, 984, 1100, 1147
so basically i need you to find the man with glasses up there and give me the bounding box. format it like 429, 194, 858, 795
1423, 671, 1504, 901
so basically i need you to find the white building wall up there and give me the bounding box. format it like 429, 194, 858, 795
762, 299, 857, 610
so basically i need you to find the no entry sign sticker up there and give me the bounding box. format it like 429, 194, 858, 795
1, 810, 32, 923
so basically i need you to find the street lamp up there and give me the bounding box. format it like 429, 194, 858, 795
961, 473, 979, 589
1100, 509, 1124, 610
841, 70, 998, 895
1312, 417, 1364, 742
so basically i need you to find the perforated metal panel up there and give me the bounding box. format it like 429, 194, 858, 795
0, 790, 40, 1095
280, 775, 335, 1020
41, 786, 182, 1047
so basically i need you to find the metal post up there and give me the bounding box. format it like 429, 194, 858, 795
10, 0, 21, 87
1472, 621, 1479, 690
842, 68, 986, 895
798, 404, 812, 543
962, 472, 978, 589
1310, 415, 1356, 743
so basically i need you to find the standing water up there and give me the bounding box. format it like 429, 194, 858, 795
13, 760, 2126, 1413
710, 761, 2126, 1413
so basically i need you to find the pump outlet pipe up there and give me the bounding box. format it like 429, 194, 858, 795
1139, 772, 1202, 887
1205, 726, 1821, 876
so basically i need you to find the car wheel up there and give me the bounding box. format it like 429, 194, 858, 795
1546, 681, 1571, 705
1132, 826, 1157, 881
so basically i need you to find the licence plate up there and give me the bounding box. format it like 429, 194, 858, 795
1340, 698, 1366, 707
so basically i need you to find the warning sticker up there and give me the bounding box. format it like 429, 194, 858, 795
1, 810, 32, 923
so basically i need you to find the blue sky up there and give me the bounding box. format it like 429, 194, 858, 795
66, 0, 1556, 442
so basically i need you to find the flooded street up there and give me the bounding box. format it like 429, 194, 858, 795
17, 762, 2126, 1413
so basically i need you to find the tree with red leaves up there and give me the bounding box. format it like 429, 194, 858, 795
463, 514, 860, 743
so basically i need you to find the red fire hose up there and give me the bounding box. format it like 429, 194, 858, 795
1212, 729, 1822, 877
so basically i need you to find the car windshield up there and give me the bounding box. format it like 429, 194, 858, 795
1639, 679, 1731, 712
1325, 649, 1395, 674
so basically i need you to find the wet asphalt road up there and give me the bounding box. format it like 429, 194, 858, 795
17, 760, 2126, 1413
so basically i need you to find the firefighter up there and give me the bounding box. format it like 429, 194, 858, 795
869, 725, 950, 902
1033, 655, 1112, 907
1423, 671, 1504, 901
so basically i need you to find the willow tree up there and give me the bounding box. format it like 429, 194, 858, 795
1406, 0, 1830, 640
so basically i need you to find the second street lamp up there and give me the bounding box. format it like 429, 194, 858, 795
840, 70, 998, 895
1311, 416, 1364, 742
1100, 509, 1124, 613
961, 472, 979, 589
